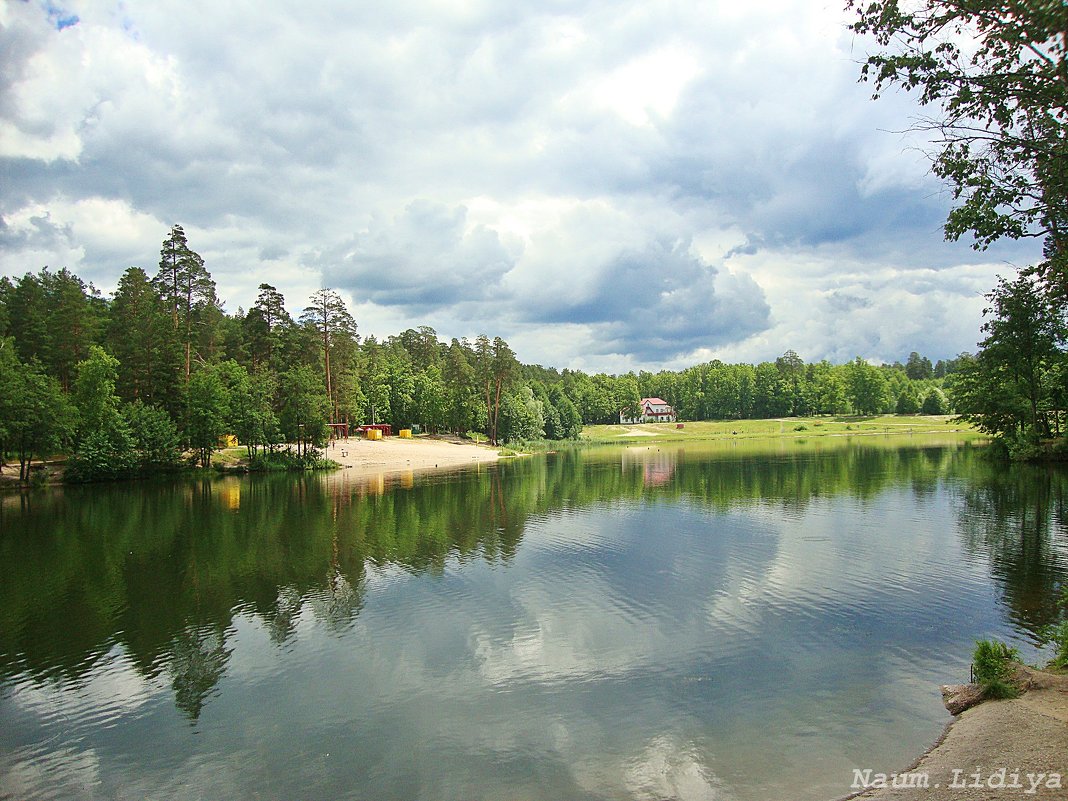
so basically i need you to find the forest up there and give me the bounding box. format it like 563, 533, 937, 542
0, 225, 960, 482
4, 3, 1068, 481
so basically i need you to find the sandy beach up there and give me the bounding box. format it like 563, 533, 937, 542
0, 435, 501, 485
319, 434, 500, 479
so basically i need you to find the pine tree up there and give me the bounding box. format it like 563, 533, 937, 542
153, 224, 218, 382
299, 288, 357, 423
43, 268, 100, 391
474, 335, 518, 444
0, 277, 11, 337
8, 272, 51, 369
245, 283, 293, 370
108, 267, 183, 414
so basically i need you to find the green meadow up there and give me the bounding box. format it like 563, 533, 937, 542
580, 414, 979, 445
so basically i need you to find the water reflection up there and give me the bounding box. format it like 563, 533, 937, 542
956, 460, 1068, 637
621, 446, 678, 487
170, 625, 230, 721
1, 437, 1067, 801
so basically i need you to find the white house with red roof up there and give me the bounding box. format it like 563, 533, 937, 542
620, 397, 677, 424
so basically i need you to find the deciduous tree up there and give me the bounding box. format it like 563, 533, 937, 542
848, 0, 1068, 295
185, 365, 230, 468
0, 339, 75, 481
278, 364, 330, 456
953, 274, 1066, 445
846, 357, 891, 415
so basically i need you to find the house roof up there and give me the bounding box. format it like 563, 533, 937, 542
643, 397, 669, 406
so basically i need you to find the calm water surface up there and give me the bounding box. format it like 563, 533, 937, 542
2, 437, 1067, 801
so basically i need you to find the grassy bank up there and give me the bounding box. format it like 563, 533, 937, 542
581, 414, 978, 445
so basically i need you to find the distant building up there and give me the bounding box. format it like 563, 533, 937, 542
620, 397, 677, 424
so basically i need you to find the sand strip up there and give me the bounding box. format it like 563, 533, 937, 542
320, 435, 500, 479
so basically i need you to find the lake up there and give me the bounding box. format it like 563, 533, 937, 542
2, 436, 1066, 801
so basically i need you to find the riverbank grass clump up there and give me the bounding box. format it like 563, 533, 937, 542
972, 639, 1021, 699
1039, 587, 1068, 669
243, 448, 338, 472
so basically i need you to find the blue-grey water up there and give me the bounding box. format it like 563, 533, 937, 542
2, 437, 1066, 801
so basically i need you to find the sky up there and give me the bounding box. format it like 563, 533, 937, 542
0, 0, 1042, 373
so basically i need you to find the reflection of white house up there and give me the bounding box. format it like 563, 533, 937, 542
620, 397, 678, 424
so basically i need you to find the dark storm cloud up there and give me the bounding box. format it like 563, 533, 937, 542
317, 201, 516, 310
525, 239, 770, 361
825, 291, 872, 313
0, 208, 71, 252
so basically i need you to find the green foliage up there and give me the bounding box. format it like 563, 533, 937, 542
972, 639, 1020, 699
847, 1, 1068, 295
0, 339, 77, 481
300, 287, 358, 422
5, 268, 103, 392
921, 388, 948, 415
185, 365, 230, 468
846, 357, 891, 415
73, 346, 124, 434
8, 273, 51, 368
125, 400, 183, 472
278, 364, 330, 454
247, 447, 335, 472
951, 275, 1066, 450
0, 276, 10, 338
153, 224, 220, 383
1047, 621, 1068, 669
65, 428, 137, 482
44, 268, 102, 391
66, 346, 139, 482
108, 267, 182, 414
905, 352, 933, 381
1038, 586, 1068, 669
0, 224, 987, 479
549, 385, 583, 439
469, 335, 520, 444
895, 388, 920, 415
498, 387, 545, 443
243, 283, 293, 372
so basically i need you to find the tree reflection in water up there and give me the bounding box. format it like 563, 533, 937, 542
2, 438, 1065, 719
957, 460, 1068, 637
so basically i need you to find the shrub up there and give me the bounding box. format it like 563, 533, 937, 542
1039, 586, 1068, 669
65, 428, 137, 482
248, 447, 336, 472
1045, 622, 1068, 669
972, 639, 1020, 699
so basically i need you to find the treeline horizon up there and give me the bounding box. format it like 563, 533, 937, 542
1, 225, 957, 480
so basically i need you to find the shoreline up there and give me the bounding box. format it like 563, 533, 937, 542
839, 668, 1068, 800
0, 434, 501, 488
